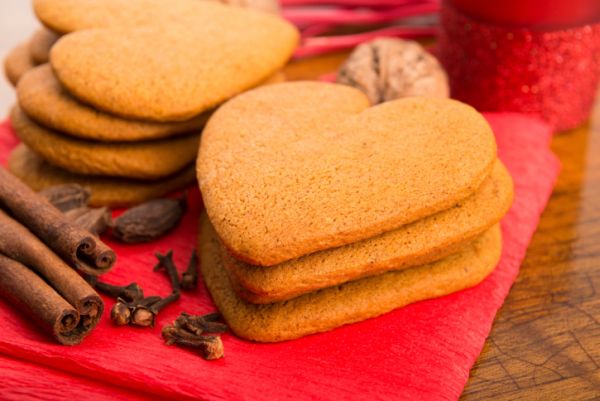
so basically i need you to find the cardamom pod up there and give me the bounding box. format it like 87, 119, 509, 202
112, 196, 186, 243
65, 207, 112, 236
39, 184, 91, 212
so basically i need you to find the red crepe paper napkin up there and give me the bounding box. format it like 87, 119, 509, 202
0, 354, 156, 401
0, 113, 559, 401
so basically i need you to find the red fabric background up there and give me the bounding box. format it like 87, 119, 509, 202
0, 113, 559, 401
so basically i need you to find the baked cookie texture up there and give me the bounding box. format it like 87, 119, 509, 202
4, 42, 36, 86
9, 145, 195, 207
34, 0, 283, 33
198, 82, 497, 266
29, 28, 59, 64
200, 213, 502, 342
11, 105, 200, 180
17, 65, 210, 142
223, 160, 513, 303
49, 2, 299, 121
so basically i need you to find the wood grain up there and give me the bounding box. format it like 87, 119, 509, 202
283, 54, 600, 400
460, 91, 600, 400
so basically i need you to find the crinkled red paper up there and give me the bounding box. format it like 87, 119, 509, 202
0, 113, 558, 401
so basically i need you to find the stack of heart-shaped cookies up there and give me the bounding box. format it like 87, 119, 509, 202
197, 81, 514, 342
5, 0, 298, 206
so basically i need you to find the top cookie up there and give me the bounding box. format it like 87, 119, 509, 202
49, 2, 298, 121
198, 82, 497, 266
17, 65, 209, 142
33, 0, 241, 33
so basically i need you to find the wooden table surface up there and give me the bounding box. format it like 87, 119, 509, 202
2, 4, 599, 397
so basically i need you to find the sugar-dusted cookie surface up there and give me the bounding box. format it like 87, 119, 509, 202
9, 145, 195, 207
17, 65, 210, 142
48, 1, 298, 121
198, 82, 497, 266
29, 28, 59, 64
200, 213, 502, 342
11, 106, 199, 180
224, 160, 513, 303
4, 42, 36, 87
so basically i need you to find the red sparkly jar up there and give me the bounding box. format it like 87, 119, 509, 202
438, 0, 600, 130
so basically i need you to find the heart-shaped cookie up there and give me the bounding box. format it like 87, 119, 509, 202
9, 145, 196, 207
198, 82, 498, 266
11, 106, 199, 180
34, 0, 252, 33
223, 160, 513, 304
200, 213, 502, 342
48, 2, 298, 121
18, 65, 210, 142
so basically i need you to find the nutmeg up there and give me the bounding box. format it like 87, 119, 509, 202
212, 0, 280, 14
337, 38, 449, 105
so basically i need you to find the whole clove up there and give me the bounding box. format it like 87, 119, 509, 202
86, 276, 144, 303
176, 312, 228, 334
112, 195, 187, 243
154, 250, 181, 290
163, 312, 227, 360
111, 301, 131, 326
196, 312, 221, 322
39, 184, 91, 213
180, 250, 198, 291
129, 296, 162, 327
149, 292, 180, 315
93, 248, 185, 329
162, 326, 225, 360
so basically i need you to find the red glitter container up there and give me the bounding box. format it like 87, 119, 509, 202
438, 0, 600, 130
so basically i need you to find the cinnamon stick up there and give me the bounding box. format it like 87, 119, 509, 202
0, 209, 103, 330
0, 167, 115, 275
0, 253, 89, 345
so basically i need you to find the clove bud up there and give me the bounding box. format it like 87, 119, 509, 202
111, 301, 131, 326
86, 276, 144, 303
163, 312, 227, 360
176, 312, 228, 334
180, 250, 198, 291
129, 296, 162, 327
154, 250, 181, 293
162, 326, 225, 360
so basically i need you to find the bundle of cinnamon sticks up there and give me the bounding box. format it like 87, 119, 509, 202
0, 167, 116, 345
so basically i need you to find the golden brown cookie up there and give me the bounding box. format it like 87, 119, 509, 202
29, 28, 59, 64
8, 144, 195, 207
212, 0, 280, 14
4, 42, 36, 86
198, 82, 497, 266
200, 213, 502, 342
224, 160, 513, 304
17, 65, 210, 142
34, 0, 281, 33
49, 2, 298, 121
11, 106, 200, 180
